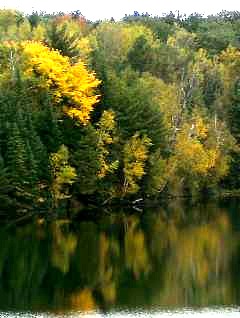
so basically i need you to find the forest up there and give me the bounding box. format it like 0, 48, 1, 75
0, 9, 240, 216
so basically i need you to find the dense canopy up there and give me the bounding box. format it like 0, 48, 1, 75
0, 9, 240, 216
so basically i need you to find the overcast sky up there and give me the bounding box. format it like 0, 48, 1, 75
0, 0, 239, 21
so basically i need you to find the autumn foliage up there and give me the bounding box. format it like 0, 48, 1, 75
0, 9, 239, 213
22, 41, 100, 124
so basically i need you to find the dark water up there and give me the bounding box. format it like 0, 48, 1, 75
1, 199, 240, 316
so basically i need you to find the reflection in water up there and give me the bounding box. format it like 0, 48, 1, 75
0, 200, 239, 314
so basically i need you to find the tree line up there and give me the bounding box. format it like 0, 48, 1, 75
0, 9, 240, 216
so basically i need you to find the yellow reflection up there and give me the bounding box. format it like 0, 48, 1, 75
124, 216, 151, 279
51, 221, 77, 274
70, 288, 97, 312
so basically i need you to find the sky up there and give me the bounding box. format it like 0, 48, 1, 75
0, 0, 239, 21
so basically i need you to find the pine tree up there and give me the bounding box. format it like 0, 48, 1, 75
105, 69, 167, 150
72, 125, 100, 195
6, 122, 29, 186
36, 96, 62, 154
25, 112, 49, 180
127, 35, 153, 73
0, 154, 14, 210
46, 20, 80, 58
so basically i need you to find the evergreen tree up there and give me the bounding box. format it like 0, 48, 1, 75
0, 154, 15, 210
6, 122, 29, 186
27, 11, 41, 30
127, 35, 153, 73
36, 95, 62, 154
25, 112, 49, 180
25, 139, 38, 186
72, 125, 100, 195
46, 20, 80, 58
104, 69, 167, 150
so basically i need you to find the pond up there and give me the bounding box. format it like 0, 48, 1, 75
0, 199, 240, 316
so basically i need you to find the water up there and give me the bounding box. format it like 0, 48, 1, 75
0, 199, 240, 316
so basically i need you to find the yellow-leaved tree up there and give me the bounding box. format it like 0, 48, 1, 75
22, 41, 101, 124
168, 112, 235, 196
218, 46, 240, 111
50, 145, 77, 208
123, 133, 152, 195
96, 110, 119, 179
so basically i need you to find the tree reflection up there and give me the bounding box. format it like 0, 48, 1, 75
124, 215, 151, 279
51, 221, 77, 274
147, 204, 237, 307
69, 288, 96, 312
0, 201, 239, 312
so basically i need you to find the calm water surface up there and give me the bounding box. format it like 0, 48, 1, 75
1, 199, 240, 316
